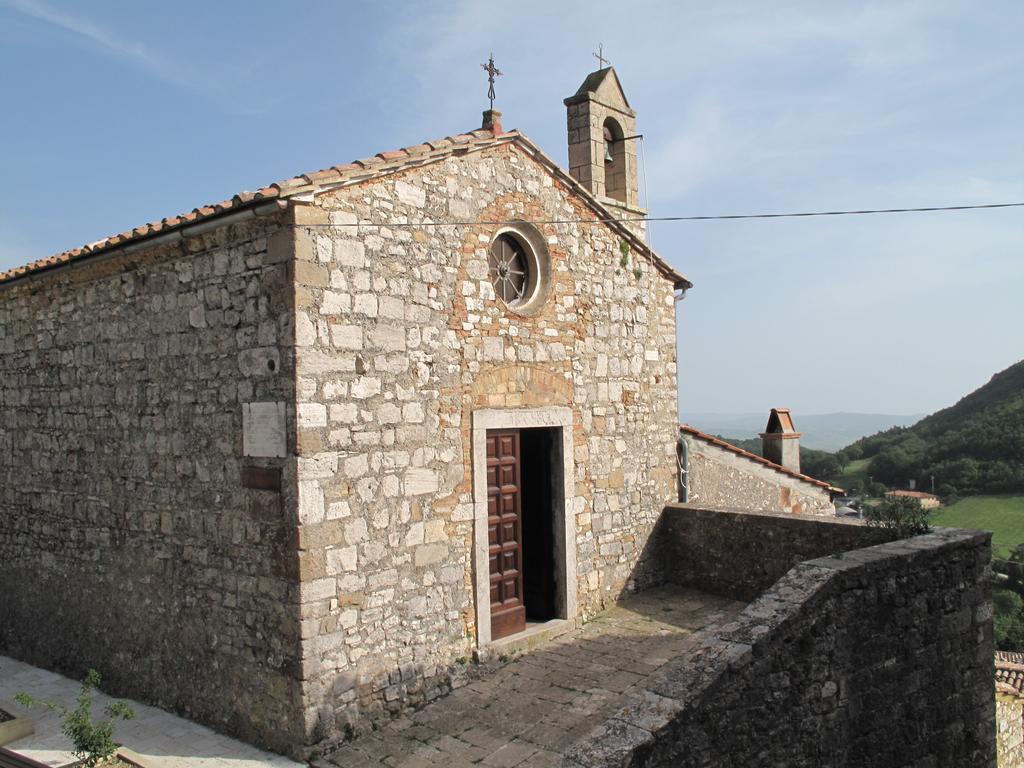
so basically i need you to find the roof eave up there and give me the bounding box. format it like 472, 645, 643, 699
504, 132, 691, 289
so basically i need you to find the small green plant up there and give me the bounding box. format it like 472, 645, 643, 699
864, 495, 932, 537
16, 669, 134, 767
619, 239, 630, 267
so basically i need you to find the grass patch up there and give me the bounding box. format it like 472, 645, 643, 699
829, 457, 872, 491
932, 495, 1024, 558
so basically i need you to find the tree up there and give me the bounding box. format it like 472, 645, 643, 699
16, 669, 134, 767
864, 495, 931, 537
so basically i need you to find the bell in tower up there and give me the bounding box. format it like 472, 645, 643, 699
564, 64, 645, 238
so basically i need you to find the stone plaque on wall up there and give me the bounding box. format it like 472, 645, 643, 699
242, 402, 286, 457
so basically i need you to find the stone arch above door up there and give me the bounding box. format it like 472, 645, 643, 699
469, 364, 574, 409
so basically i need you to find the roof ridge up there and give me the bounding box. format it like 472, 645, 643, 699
0, 128, 516, 284
679, 422, 842, 494
0, 126, 689, 290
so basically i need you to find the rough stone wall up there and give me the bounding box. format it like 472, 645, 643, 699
996, 693, 1024, 767
289, 142, 679, 746
660, 504, 894, 601
0, 213, 304, 754
682, 433, 835, 516
566, 517, 996, 768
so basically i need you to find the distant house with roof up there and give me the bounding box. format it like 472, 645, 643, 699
886, 489, 942, 509
679, 408, 841, 516
996, 651, 1024, 766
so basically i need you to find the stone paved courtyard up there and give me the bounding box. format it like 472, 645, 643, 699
318, 586, 745, 767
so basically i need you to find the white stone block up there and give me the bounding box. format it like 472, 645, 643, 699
330, 403, 359, 423
414, 543, 448, 567
482, 336, 504, 362
327, 546, 358, 574
242, 401, 287, 458
402, 402, 425, 423
320, 291, 351, 315
344, 454, 369, 478
326, 501, 351, 520
405, 468, 440, 496
379, 296, 405, 320
369, 324, 406, 352
378, 402, 401, 424
298, 480, 325, 524
300, 577, 336, 603
299, 402, 328, 428
395, 180, 426, 208
296, 312, 317, 347
350, 377, 381, 399
424, 519, 446, 543
404, 522, 424, 547
354, 293, 378, 317
330, 323, 363, 350
335, 239, 366, 267
345, 518, 368, 543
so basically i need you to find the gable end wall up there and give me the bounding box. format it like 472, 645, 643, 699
290, 142, 680, 748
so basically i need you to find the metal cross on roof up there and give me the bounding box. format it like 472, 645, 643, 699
481, 54, 502, 110
593, 43, 609, 70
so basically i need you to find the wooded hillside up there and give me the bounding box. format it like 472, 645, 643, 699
841, 359, 1024, 495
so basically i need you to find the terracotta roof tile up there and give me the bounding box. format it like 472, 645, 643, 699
996, 653, 1024, 697
885, 490, 939, 500
679, 423, 843, 495
0, 127, 691, 288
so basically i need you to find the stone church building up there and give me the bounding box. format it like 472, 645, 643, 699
0, 68, 691, 755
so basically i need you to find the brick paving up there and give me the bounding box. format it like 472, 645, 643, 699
319, 585, 745, 767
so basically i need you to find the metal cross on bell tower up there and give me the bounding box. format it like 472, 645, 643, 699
481, 53, 502, 110
592, 43, 609, 70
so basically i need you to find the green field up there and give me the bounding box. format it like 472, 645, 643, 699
830, 457, 871, 491
932, 495, 1024, 558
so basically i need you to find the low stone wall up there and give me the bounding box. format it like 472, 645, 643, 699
565, 508, 995, 768
661, 504, 894, 601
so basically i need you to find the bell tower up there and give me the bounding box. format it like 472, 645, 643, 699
564, 66, 645, 237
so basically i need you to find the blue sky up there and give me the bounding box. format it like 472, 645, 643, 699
1, 1, 1021, 417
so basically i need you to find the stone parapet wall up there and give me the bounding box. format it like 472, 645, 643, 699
681, 433, 836, 516
996, 693, 1024, 767
660, 504, 894, 601
0, 213, 304, 753
289, 142, 679, 748
565, 510, 995, 767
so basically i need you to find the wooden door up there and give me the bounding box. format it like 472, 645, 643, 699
486, 429, 526, 640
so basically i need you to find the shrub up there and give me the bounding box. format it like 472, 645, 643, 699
864, 495, 932, 537
16, 669, 134, 767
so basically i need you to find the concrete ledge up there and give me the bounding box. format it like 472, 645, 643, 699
117, 746, 163, 767
0, 719, 32, 749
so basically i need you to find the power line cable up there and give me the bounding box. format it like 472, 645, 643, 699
291, 201, 1024, 228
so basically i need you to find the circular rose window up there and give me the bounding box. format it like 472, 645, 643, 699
487, 225, 551, 314
488, 234, 530, 306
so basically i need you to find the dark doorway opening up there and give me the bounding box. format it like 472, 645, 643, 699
520, 427, 558, 622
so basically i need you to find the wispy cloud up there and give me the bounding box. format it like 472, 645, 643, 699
1, 0, 199, 91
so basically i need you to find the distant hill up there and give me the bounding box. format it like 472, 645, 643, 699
686, 412, 922, 452
842, 359, 1024, 496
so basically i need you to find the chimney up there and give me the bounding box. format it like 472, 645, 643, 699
760, 408, 802, 474
482, 109, 503, 134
